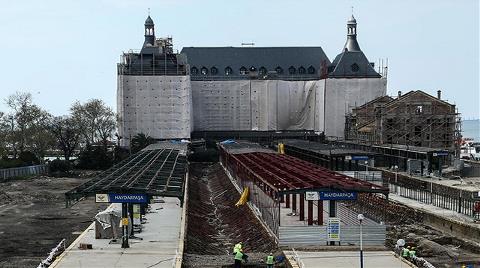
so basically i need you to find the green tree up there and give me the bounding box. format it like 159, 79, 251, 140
48, 116, 81, 161
4, 92, 53, 159
130, 133, 155, 153
71, 99, 116, 151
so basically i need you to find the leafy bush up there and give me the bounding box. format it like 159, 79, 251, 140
49, 159, 72, 173
19, 151, 40, 165
0, 158, 25, 169
76, 147, 113, 170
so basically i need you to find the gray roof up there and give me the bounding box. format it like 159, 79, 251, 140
180, 47, 331, 80
348, 15, 357, 23
145, 16, 154, 25
328, 50, 381, 78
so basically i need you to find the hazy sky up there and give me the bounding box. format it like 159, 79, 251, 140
0, 0, 479, 119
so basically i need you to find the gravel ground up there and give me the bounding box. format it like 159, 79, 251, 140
183, 163, 278, 268
0, 175, 107, 268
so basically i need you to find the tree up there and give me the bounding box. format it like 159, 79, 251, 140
130, 133, 155, 153
0, 111, 9, 157
49, 116, 80, 161
4, 92, 53, 159
71, 99, 116, 151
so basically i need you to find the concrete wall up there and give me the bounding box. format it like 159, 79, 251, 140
324, 78, 387, 138
118, 75, 192, 146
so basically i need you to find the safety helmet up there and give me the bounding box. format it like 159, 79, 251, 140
407, 246, 411, 249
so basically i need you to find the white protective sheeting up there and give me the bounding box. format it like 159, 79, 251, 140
323, 78, 387, 138
118, 75, 192, 146
191, 80, 251, 130
191, 80, 325, 132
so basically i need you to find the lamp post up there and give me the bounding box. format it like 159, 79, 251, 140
358, 214, 364, 268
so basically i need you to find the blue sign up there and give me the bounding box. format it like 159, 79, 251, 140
320, 191, 357, 200
433, 152, 448, 157
351, 156, 369, 161
108, 193, 148, 203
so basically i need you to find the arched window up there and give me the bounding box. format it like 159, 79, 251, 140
298, 66, 306, 74
225, 66, 233, 76
249, 66, 257, 72
288, 66, 296, 74
259, 67, 267, 76
308, 66, 315, 74
210, 67, 218, 75
275, 66, 283, 74
201, 67, 208, 75
351, 63, 359, 72
240, 66, 247, 75
191, 67, 198, 75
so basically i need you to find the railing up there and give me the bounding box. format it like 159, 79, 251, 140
37, 239, 66, 268
0, 165, 48, 181
278, 225, 386, 247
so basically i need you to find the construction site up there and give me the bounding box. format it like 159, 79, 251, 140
1, 138, 468, 268
2, 12, 479, 268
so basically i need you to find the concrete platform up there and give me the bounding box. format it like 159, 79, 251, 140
284, 250, 412, 268
51, 198, 183, 268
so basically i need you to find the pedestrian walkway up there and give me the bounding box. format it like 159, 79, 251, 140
284, 250, 412, 268
50, 198, 184, 268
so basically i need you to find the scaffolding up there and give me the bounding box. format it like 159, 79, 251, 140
345, 91, 461, 154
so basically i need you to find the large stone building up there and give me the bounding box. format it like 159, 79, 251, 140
117, 15, 386, 146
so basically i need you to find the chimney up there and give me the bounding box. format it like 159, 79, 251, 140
437, 90, 441, 100
398, 91, 402, 98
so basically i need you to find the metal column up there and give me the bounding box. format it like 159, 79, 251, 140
317, 200, 323, 225
299, 193, 305, 221
307, 200, 313, 225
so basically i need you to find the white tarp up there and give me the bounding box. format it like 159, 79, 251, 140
118, 75, 192, 146
191, 80, 325, 132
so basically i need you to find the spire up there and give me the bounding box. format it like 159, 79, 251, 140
143, 14, 155, 47
344, 14, 361, 52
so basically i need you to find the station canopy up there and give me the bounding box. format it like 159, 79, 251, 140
221, 142, 388, 196
65, 143, 188, 206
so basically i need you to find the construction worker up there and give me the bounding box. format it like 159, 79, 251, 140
266, 252, 275, 268
408, 247, 416, 259
402, 246, 410, 258
233, 242, 243, 254
234, 250, 244, 268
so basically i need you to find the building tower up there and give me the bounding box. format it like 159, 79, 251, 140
117, 16, 192, 147
321, 14, 387, 138
345, 15, 361, 52
143, 16, 155, 47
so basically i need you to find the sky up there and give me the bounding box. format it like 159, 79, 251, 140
0, 0, 479, 119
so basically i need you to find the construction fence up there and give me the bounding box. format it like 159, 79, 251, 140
0, 165, 48, 181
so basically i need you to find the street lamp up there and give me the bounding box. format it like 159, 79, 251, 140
358, 214, 365, 268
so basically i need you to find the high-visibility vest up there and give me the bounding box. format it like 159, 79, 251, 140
235, 251, 244, 261
409, 250, 416, 258
267, 255, 274, 264
234, 243, 242, 254
402, 248, 409, 257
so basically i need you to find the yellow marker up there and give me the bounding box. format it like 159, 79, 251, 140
122, 218, 129, 226
235, 187, 250, 207
278, 143, 285, 154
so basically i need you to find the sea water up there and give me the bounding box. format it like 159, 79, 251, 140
462, 119, 480, 141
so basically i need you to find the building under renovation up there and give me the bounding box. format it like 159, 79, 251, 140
345, 90, 461, 151
117, 15, 387, 146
